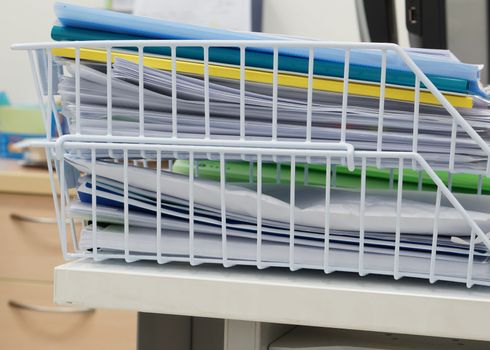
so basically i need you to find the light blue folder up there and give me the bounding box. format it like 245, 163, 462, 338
53, 2, 487, 98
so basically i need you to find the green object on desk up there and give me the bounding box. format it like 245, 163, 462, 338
0, 106, 44, 134
0, 105, 45, 159
172, 160, 489, 194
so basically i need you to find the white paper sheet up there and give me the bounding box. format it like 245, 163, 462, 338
79, 224, 490, 282
67, 157, 490, 236
57, 61, 490, 171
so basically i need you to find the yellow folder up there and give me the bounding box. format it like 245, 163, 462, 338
52, 47, 473, 108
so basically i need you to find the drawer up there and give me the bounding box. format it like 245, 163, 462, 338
0, 193, 66, 281
0, 280, 136, 350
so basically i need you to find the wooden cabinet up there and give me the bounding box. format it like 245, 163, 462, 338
0, 280, 136, 350
0, 193, 64, 281
0, 160, 137, 349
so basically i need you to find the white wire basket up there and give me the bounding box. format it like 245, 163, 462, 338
11, 39, 490, 287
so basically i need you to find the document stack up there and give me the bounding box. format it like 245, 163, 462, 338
13, 2, 490, 287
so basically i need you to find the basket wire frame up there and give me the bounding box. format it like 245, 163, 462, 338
11, 39, 490, 287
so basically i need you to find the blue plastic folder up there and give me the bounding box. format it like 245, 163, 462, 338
54, 2, 487, 97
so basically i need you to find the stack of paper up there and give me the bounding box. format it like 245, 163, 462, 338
57, 58, 489, 171
50, 4, 490, 173
67, 157, 490, 282
46, 4, 490, 284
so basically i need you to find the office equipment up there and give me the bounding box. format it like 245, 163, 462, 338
406, 0, 490, 85
13, 3, 490, 288
406, 0, 446, 50
15, 37, 485, 283
361, 0, 397, 43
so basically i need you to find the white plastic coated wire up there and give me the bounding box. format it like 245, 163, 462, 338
11, 39, 490, 287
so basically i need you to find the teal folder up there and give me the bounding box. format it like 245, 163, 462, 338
51, 24, 470, 95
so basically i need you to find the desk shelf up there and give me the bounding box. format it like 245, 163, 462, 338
55, 259, 490, 342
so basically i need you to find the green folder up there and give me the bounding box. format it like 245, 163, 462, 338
172, 160, 490, 194
328, 165, 490, 194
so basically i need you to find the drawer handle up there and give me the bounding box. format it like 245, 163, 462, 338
10, 213, 57, 224
8, 300, 95, 314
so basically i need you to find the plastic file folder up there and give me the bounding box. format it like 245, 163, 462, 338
53, 2, 486, 97
171, 160, 490, 194
51, 47, 473, 108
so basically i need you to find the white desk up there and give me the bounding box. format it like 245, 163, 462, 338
54, 259, 490, 348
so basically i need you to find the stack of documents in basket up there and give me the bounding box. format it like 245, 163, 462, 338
67, 157, 490, 281
57, 58, 490, 171
47, 3, 490, 283
50, 3, 490, 173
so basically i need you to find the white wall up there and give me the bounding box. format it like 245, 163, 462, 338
0, 0, 103, 104
262, 0, 361, 41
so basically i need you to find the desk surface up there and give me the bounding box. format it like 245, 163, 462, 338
55, 259, 490, 342
0, 159, 53, 195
